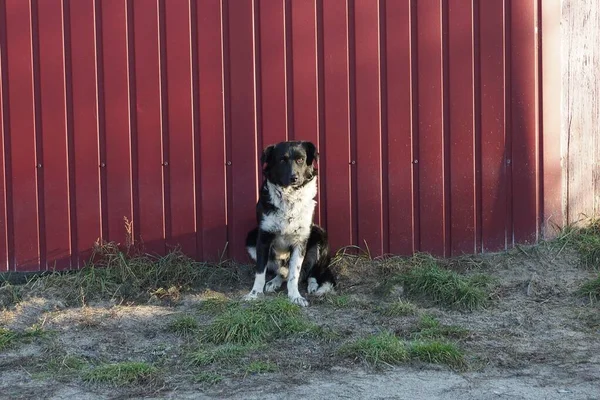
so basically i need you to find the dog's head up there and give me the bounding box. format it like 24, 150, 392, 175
261, 141, 318, 188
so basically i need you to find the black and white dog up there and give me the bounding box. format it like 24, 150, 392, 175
244, 141, 336, 306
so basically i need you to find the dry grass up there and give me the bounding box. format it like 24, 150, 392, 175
21, 242, 240, 306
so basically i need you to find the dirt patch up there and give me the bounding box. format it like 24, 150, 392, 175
1, 243, 599, 399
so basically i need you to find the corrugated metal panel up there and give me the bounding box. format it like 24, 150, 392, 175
0, 0, 561, 272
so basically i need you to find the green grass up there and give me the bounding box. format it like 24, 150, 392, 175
167, 315, 199, 337
408, 340, 465, 369
82, 361, 158, 386
245, 360, 279, 374
0, 325, 51, 350
339, 332, 466, 369
201, 297, 322, 345
194, 372, 224, 385
198, 297, 234, 315
0, 328, 17, 350
43, 354, 88, 378
579, 275, 600, 302
378, 300, 418, 317
338, 332, 409, 366
557, 220, 600, 270
396, 255, 490, 310
190, 343, 260, 366
412, 315, 470, 340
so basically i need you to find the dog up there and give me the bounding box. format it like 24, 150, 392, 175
244, 141, 336, 306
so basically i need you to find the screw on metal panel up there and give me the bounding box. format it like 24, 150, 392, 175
226, 161, 232, 166
413, 159, 418, 164
163, 161, 169, 166
36, 163, 42, 168
100, 163, 106, 168
506, 159, 511, 165
350, 160, 356, 165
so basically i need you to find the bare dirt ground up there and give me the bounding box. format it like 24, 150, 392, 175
1, 242, 599, 400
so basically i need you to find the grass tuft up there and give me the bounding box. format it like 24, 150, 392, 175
378, 300, 418, 317
82, 361, 158, 386
557, 220, 600, 270
579, 275, 600, 302
167, 315, 199, 337
0, 328, 17, 350
194, 372, 224, 385
338, 332, 408, 366
397, 256, 490, 310
201, 297, 319, 345
412, 315, 470, 340
408, 340, 466, 369
245, 360, 279, 374
190, 344, 260, 366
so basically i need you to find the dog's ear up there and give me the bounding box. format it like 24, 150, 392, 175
302, 141, 318, 165
261, 144, 275, 169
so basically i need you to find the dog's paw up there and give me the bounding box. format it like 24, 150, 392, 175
314, 282, 335, 297
307, 278, 319, 295
265, 278, 282, 293
243, 290, 263, 301
289, 295, 309, 307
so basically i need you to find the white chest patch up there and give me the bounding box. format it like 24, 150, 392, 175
260, 178, 317, 238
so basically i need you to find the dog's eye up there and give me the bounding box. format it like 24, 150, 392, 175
296, 158, 305, 164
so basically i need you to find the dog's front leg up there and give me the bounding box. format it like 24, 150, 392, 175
287, 246, 308, 307
243, 232, 271, 301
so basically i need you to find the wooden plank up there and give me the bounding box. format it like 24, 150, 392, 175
562, 0, 599, 224
226, 0, 259, 260
196, 0, 227, 260
291, 0, 323, 225
132, 0, 165, 255
448, 0, 476, 255
540, 0, 563, 235
322, 0, 352, 252
480, 0, 507, 252
69, 0, 101, 265
5, 0, 40, 271
163, 0, 196, 257
354, 0, 383, 255
100, 0, 133, 245
510, 0, 539, 244
416, 0, 446, 256
384, 0, 415, 255
37, 0, 72, 270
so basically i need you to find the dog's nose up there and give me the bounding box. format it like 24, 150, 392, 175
290, 175, 298, 183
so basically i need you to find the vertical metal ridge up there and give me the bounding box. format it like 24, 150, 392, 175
222, 0, 233, 254
473, 0, 483, 252
253, 0, 263, 178
409, 0, 420, 253
94, 0, 108, 242
190, 0, 203, 259
31, 0, 46, 269
504, 0, 512, 249
347, 0, 358, 247
316, 0, 327, 231
284, 0, 293, 141
441, 0, 451, 257
157, 0, 171, 243
0, 0, 15, 270
379, 0, 390, 254
63, 0, 78, 267
126, 0, 140, 247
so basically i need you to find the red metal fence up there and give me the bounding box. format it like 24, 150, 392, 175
0, 0, 561, 272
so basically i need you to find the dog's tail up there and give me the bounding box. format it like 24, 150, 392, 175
245, 228, 258, 262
